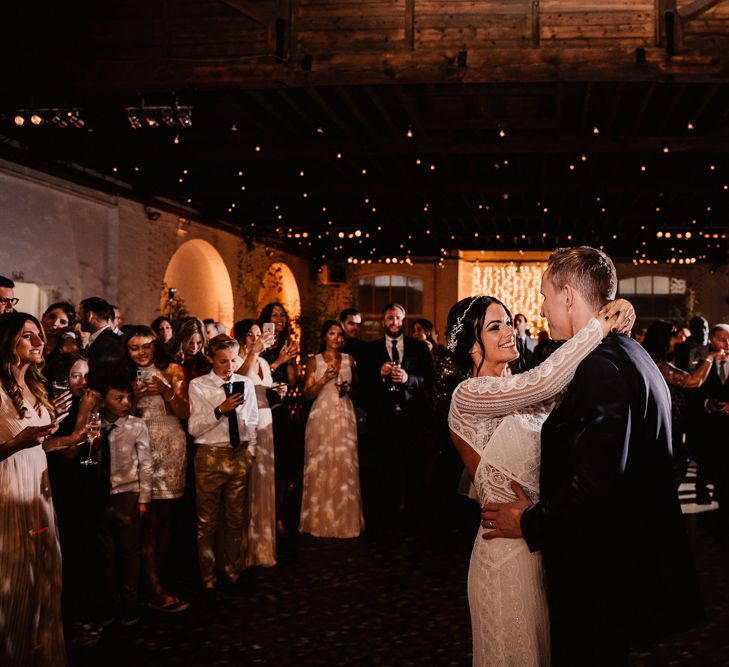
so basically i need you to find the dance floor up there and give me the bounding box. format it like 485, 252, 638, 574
71, 472, 729, 666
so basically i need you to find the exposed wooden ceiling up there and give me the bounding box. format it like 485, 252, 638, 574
3, 0, 729, 266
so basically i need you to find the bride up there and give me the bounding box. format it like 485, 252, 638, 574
447, 295, 631, 667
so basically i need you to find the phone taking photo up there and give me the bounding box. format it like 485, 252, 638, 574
231, 381, 246, 400
262, 322, 275, 338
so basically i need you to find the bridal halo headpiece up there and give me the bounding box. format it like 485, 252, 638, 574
447, 296, 480, 352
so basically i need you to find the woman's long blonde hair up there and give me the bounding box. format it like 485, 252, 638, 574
0, 312, 53, 419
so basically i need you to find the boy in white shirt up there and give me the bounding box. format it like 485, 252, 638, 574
188, 334, 258, 589
97, 374, 153, 624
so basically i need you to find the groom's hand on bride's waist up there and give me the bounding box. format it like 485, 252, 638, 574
481, 481, 533, 540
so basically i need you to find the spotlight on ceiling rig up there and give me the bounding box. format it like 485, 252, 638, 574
126, 108, 143, 130
67, 110, 85, 129
51, 111, 68, 128
176, 106, 193, 128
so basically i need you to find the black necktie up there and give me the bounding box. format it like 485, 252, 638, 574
223, 382, 241, 448
98, 423, 117, 498
391, 340, 400, 364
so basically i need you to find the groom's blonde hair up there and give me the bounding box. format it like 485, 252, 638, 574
546, 246, 617, 310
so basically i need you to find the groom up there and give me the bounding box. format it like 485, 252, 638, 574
481, 247, 703, 666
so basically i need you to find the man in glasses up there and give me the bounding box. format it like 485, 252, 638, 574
0, 276, 18, 313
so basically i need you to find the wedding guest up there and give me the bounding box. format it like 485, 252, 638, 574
509, 313, 536, 373
259, 301, 301, 535
0, 313, 88, 665
340, 307, 367, 366
41, 302, 76, 359
151, 316, 174, 346
0, 274, 17, 313
675, 316, 711, 372
124, 325, 190, 612
96, 373, 153, 625
692, 323, 729, 516
675, 316, 713, 501
203, 319, 226, 339
170, 317, 211, 386
188, 334, 258, 588
43, 353, 101, 634
111, 305, 123, 334
362, 303, 433, 535
234, 319, 278, 567
642, 319, 724, 484
532, 330, 558, 365
300, 320, 363, 538
78, 297, 124, 375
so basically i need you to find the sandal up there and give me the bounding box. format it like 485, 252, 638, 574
148, 596, 190, 613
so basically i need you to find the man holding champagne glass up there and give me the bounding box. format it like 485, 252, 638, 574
362, 304, 434, 536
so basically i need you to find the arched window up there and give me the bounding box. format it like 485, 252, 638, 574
357, 275, 424, 338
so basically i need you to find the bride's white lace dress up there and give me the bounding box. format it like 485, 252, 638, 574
448, 318, 603, 667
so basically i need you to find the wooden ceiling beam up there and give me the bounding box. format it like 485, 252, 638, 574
218, 0, 276, 27
55, 47, 729, 93
677, 0, 728, 21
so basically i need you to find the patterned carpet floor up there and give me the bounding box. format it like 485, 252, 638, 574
70, 488, 729, 666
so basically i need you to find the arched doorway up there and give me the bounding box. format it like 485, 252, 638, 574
163, 239, 235, 330
257, 262, 301, 334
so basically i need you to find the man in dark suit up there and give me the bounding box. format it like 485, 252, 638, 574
78, 296, 125, 381
509, 312, 536, 373
361, 303, 433, 534
693, 323, 729, 514
340, 307, 367, 368
482, 247, 702, 666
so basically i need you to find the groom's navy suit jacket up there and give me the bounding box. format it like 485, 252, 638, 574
521, 334, 703, 664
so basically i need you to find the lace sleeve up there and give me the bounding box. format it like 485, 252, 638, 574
449, 318, 603, 428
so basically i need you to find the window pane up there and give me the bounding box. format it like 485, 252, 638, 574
390, 275, 407, 287
374, 275, 391, 287
358, 283, 374, 312
636, 276, 652, 294
374, 286, 390, 313
618, 277, 635, 295
408, 277, 424, 292
408, 285, 423, 314
653, 276, 670, 294
391, 284, 407, 308
669, 278, 686, 294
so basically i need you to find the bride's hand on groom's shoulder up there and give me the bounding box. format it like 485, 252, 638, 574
481, 481, 533, 540
598, 298, 635, 337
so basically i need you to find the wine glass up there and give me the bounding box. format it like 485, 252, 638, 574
388, 361, 401, 392
52, 379, 69, 397
80, 411, 101, 466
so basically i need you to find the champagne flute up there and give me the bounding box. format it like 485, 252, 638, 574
388, 361, 401, 392
80, 411, 101, 466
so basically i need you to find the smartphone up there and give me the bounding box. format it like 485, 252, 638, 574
136, 369, 149, 383
231, 381, 246, 399
262, 322, 275, 338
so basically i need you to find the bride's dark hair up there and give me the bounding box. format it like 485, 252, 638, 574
446, 296, 513, 377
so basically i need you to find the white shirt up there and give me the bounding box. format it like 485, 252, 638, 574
102, 414, 154, 503
89, 324, 113, 345
188, 371, 259, 454
386, 334, 404, 363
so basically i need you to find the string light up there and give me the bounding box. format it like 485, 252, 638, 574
471, 263, 548, 332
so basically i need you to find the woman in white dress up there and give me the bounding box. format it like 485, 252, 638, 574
124, 325, 190, 612
234, 319, 278, 567
300, 320, 363, 538
446, 295, 631, 667
0, 313, 88, 665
